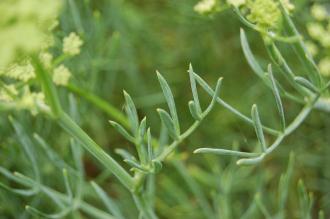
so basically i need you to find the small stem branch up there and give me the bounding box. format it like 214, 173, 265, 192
155, 102, 214, 162
243, 95, 319, 164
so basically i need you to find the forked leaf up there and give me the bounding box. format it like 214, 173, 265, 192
251, 105, 267, 152
294, 76, 319, 93
157, 109, 179, 140
188, 101, 202, 121
123, 91, 139, 135
210, 78, 223, 106
204, 78, 223, 115
188, 64, 202, 114
156, 71, 180, 133
109, 121, 135, 143
268, 65, 285, 130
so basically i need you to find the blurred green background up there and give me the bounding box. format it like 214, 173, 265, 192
0, 0, 329, 218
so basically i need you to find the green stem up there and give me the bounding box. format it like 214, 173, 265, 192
155, 99, 216, 162
32, 56, 62, 117
34, 55, 134, 191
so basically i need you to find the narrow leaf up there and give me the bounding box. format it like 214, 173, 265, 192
251, 104, 267, 152
62, 169, 73, 201
240, 29, 265, 79
204, 78, 223, 115
123, 91, 139, 135
109, 121, 135, 143
139, 117, 147, 140
34, 133, 74, 172
279, 0, 322, 88
0, 182, 37, 196
25, 205, 71, 219
10, 117, 40, 182
268, 65, 286, 130
188, 64, 202, 114
124, 159, 148, 172
194, 148, 260, 157
115, 149, 137, 163
210, 78, 223, 106
255, 194, 272, 219
294, 76, 319, 93
156, 71, 180, 133
188, 101, 201, 121
237, 154, 265, 165
147, 128, 153, 162
91, 181, 125, 219
157, 109, 179, 140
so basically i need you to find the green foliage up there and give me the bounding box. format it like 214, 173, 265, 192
1, 0, 330, 218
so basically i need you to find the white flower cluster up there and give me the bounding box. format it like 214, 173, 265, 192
63, 32, 83, 56
53, 65, 72, 86
194, 0, 217, 14
227, 0, 245, 7
306, 4, 330, 77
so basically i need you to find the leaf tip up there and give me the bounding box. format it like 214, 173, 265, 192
193, 148, 202, 154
